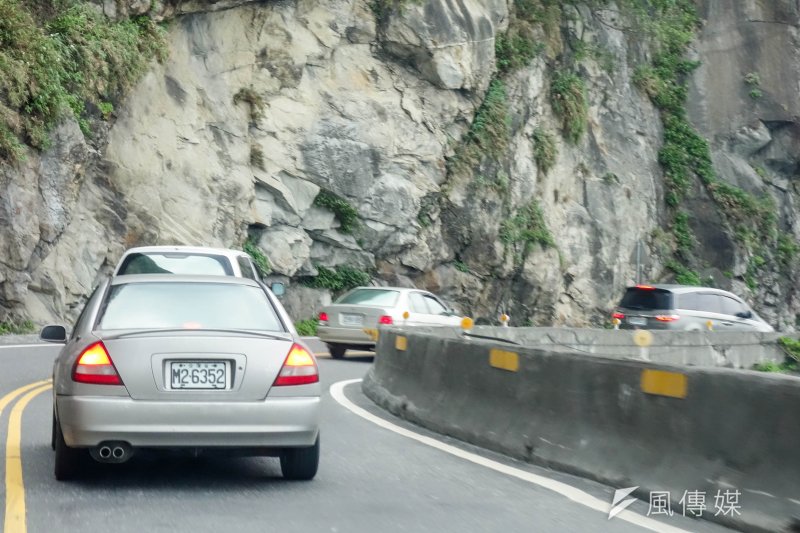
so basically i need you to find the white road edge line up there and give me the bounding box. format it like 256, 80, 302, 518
329, 378, 691, 533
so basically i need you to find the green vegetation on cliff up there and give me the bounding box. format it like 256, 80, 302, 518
313, 190, 360, 234
550, 69, 587, 144
500, 199, 555, 252
447, 79, 510, 182
0, 319, 34, 335
531, 127, 557, 175
302, 265, 371, 293
754, 337, 799, 373
294, 318, 319, 336
370, 0, 421, 25
243, 237, 271, 277
629, 0, 787, 283
0, 0, 167, 162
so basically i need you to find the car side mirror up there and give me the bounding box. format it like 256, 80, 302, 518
270, 282, 285, 297
736, 310, 753, 319
40, 325, 67, 343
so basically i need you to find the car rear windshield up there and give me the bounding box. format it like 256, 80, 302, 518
618, 287, 674, 310
117, 253, 234, 276
336, 289, 400, 307
97, 282, 284, 331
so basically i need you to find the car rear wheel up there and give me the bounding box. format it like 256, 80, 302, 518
51, 410, 56, 451
54, 421, 82, 481
327, 343, 346, 359
280, 436, 320, 480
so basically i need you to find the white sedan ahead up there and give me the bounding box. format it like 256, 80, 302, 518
316, 287, 462, 359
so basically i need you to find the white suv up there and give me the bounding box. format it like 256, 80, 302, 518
114, 246, 262, 281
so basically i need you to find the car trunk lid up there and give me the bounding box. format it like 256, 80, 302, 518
99, 331, 294, 401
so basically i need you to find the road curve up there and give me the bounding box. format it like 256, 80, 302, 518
0, 342, 733, 533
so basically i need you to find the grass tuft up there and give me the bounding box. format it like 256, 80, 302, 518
243, 238, 271, 277
531, 127, 557, 175
302, 265, 371, 293
500, 199, 555, 252
550, 69, 587, 144
0, 319, 35, 335
0, 1, 167, 161
313, 190, 360, 234
294, 318, 318, 336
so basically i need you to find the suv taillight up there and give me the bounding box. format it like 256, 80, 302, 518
72, 342, 123, 385
318, 312, 329, 324
378, 315, 393, 325
612, 312, 625, 320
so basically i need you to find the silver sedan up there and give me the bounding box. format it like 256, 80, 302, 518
42, 275, 320, 481
317, 286, 462, 359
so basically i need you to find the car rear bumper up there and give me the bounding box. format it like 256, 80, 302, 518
57, 395, 320, 448
317, 325, 374, 346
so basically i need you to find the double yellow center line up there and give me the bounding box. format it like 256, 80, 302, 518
1, 380, 52, 533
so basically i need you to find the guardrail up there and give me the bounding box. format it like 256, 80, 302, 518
363, 327, 800, 532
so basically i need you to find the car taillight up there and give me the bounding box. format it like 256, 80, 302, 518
274, 344, 319, 386
378, 315, 393, 325
655, 314, 680, 322
612, 312, 625, 320
72, 342, 123, 385
318, 312, 329, 324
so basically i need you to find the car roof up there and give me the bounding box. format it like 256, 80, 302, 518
627, 284, 741, 297
120, 246, 248, 259
346, 286, 433, 293
110, 274, 261, 287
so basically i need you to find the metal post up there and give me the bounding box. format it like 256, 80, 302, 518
636, 240, 642, 284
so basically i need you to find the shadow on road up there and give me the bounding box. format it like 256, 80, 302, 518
337, 355, 374, 363
62, 453, 294, 488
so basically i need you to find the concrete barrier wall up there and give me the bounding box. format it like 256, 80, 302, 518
396, 326, 789, 368
363, 328, 800, 532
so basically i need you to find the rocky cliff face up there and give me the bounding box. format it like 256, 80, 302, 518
2, 0, 799, 330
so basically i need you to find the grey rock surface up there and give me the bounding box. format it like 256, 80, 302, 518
1, 0, 800, 332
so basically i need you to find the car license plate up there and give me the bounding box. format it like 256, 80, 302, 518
170, 361, 228, 390
340, 313, 364, 326
627, 316, 647, 326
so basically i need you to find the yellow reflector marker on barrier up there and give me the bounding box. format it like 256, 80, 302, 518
395, 336, 407, 351
632, 329, 653, 347
363, 328, 379, 341
641, 369, 687, 399
489, 349, 519, 372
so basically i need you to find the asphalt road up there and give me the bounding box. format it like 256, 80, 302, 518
0, 339, 734, 533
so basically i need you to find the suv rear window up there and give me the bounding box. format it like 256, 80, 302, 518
337, 289, 399, 307
117, 253, 233, 276
619, 287, 674, 310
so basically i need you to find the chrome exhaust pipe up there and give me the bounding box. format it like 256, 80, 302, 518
91, 441, 133, 463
